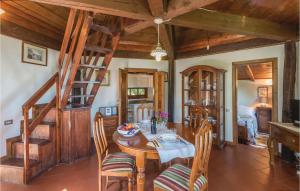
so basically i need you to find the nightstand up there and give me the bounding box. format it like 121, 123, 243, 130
256, 107, 272, 133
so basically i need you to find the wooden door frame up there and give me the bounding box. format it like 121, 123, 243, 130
232, 58, 278, 145
119, 68, 159, 123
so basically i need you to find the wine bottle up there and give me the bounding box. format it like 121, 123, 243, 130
151, 111, 157, 134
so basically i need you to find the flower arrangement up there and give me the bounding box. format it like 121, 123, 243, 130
157, 112, 168, 126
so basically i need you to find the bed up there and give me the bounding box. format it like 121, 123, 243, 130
237, 105, 258, 144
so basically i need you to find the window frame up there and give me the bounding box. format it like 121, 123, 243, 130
128, 87, 148, 99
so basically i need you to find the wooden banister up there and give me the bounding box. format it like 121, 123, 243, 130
22, 72, 60, 184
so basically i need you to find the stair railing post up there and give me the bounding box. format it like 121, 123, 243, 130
23, 107, 30, 184
55, 74, 61, 163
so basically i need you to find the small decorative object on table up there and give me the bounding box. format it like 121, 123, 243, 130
151, 111, 157, 134
117, 123, 140, 137
157, 112, 168, 129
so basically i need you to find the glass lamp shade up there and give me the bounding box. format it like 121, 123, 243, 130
150, 43, 167, 62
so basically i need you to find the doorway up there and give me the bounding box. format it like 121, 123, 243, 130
232, 58, 278, 146
118, 68, 166, 124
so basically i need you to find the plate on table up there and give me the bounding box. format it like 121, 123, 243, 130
117, 123, 140, 137
157, 133, 179, 143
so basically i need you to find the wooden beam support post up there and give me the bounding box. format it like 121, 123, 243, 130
282, 41, 297, 122
168, 58, 175, 122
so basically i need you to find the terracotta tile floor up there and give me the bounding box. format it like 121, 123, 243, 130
1, 144, 299, 191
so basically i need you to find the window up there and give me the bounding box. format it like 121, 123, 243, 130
128, 88, 148, 99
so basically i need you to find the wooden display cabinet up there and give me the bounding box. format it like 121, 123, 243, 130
181, 65, 226, 148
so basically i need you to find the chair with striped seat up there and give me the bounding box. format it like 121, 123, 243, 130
154, 119, 213, 191
94, 112, 135, 191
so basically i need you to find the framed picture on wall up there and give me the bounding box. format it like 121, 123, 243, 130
257, 87, 268, 98
105, 107, 112, 116
101, 70, 110, 86
22, 42, 47, 66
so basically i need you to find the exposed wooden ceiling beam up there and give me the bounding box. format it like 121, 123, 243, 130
124, 0, 221, 34
124, 20, 154, 35
169, 9, 298, 41
176, 38, 281, 59
29, 0, 152, 20
114, 50, 153, 59
1, 20, 61, 50
245, 65, 255, 81
167, 0, 220, 18
147, 0, 174, 59
177, 34, 255, 52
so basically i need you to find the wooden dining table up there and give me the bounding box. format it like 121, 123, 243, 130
112, 123, 196, 191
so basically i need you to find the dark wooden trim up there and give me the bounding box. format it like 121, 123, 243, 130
168, 58, 175, 122
126, 68, 157, 74
282, 41, 297, 122
176, 38, 282, 60
232, 58, 278, 145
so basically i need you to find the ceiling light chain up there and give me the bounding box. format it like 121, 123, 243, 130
150, 18, 167, 62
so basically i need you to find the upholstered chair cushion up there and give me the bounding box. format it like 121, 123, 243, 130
154, 164, 207, 191
102, 152, 135, 172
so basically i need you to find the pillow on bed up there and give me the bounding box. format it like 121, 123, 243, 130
238, 105, 256, 117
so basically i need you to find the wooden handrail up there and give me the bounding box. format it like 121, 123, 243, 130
22, 72, 60, 184
22, 72, 58, 110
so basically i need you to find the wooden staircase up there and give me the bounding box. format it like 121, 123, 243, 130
0, 9, 122, 184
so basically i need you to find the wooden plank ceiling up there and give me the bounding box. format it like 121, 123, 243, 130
0, 0, 299, 59
238, 62, 273, 80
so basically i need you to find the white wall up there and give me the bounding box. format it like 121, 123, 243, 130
0, 35, 59, 156
237, 80, 272, 108
175, 45, 289, 142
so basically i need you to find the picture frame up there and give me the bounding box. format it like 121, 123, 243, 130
101, 70, 110, 86
99, 107, 106, 116
22, 42, 47, 66
257, 86, 268, 98
111, 106, 118, 115
105, 107, 112, 116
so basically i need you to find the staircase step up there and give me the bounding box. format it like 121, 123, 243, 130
84, 45, 112, 54
0, 157, 41, 184
90, 23, 113, 36
20, 122, 55, 140
69, 95, 95, 98
13, 138, 50, 160
79, 64, 105, 69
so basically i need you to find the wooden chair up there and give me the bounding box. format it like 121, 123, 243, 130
154, 119, 213, 191
189, 106, 208, 129
136, 104, 153, 122
93, 112, 135, 191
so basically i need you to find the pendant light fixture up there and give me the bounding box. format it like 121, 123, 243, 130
151, 18, 167, 62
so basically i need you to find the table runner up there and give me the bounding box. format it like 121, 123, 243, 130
140, 127, 195, 163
